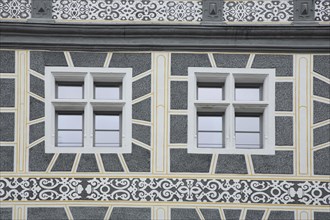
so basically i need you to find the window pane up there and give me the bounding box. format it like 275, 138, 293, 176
95, 86, 120, 100
95, 131, 120, 147
235, 88, 260, 101
95, 115, 120, 130
236, 133, 260, 148
58, 114, 83, 129
198, 116, 222, 131
198, 87, 222, 100
198, 131, 223, 148
57, 85, 83, 99
236, 116, 260, 132
57, 130, 83, 147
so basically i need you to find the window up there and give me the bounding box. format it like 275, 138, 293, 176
45, 67, 132, 153
188, 68, 275, 154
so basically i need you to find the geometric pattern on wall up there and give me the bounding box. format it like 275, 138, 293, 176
315, 0, 330, 21
0, 0, 31, 19
1, 177, 330, 205
223, 0, 294, 22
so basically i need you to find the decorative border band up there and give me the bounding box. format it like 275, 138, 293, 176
1, 178, 329, 205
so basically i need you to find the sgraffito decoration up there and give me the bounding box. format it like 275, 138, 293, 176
223, 0, 294, 22
315, 0, 330, 21
0, 0, 31, 19
1, 177, 329, 205
52, 0, 203, 22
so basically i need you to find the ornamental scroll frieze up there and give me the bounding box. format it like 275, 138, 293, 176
315, 0, 330, 21
1, 178, 329, 205
0, 0, 32, 19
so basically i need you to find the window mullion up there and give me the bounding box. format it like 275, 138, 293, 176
85, 72, 93, 149
228, 73, 235, 151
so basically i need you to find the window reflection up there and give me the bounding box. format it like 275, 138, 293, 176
56, 113, 83, 147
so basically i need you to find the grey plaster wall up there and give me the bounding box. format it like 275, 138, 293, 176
171, 53, 211, 76
29, 96, 44, 121
0, 50, 15, 73
200, 209, 222, 220
252, 151, 294, 174
275, 116, 293, 146
171, 208, 200, 220
223, 209, 241, 220
101, 154, 124, 172
268, 211, 294, 220
252, 55, 293, 76
245, 210, 264, 220
0, 113, 15, 142
214, 54, 249, 68
170, 149, 212, 173
171, 81, 188, 109
313, 146, 330, 175
0, 78, 15, 107
313, 77, 330, 99
313, 124, 330, 146
132, 98, 151, 122
29, 122, 44, 144
109, 53, 151, 77
30, 74, 44, 98
215, 154, 248, 174
77, 154, 99, 172
170, 115, 187, 143
275, 82, 293, 111
314, 212, 330, 220
313, 55, 330, 79
110, 207, 151, 220
0, 208, 12, 220
123, 144, 150, 172
132, 74, 151, 100
27, 207, 68, 220
70, 52, 107, 67
51, 154, 76, 172
29, 142, 54, 171
0, 146, 14, 172
30, 51, 68, 75
70, 207, 108, 220
314, 101, 330, 124
132, 123, 151, 145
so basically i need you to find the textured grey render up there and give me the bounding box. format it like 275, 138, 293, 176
171, 53, 211, 76
0, 50, 15, 73
133, 123, 151, 145
313, 55, 330, 79
313, 77, 330, 99
29, 122, 44, 144
101, 154, 124, 172
223, 209, 242, 220
27, 207, 68, 220
245, 210, 265, 220
70, 207, 108, 220
0, 113, 15, 142
252, 55, 293, 76
213, 54, 249, 68
313, 146, 330, 175
170, 149, 212, 173
77, 154, 99, 172
0, 78, 15, 107
170, 115, 187, 143
200, 209, 222, 220
313, 101, 330, 124
123, 144, 150, 172
215, 154, 248, 174
110, 207, 151, 220
268, 211, 295, 220
30, 51, 68, 75
275, 116, 294, 146
132, 97, 151, 121
29, 96, 44, 121
171, 208, 200, 220
0, 146, 14, 172
275, 82, 293, 111
70, 52, 107, 67
314, 212, 330, 220
171, 81, 188, 109
252, 151, 294, 174
29, 142, 54, 171
51, 153, 76, 172
0, 208, 12, 220
314, 124, 330, 146
109, 53, 151, 77
132, 74, 151, 100
30, 74, 44, 98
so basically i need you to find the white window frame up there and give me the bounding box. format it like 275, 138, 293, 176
45, 67, 132, 153
188, 67, 275, 155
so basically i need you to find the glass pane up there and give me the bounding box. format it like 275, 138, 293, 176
198, 131, 223, 148
198, 116, 222, 131
236, 132, 260, 148
236, 116, 260, 132
57, 130, 83, 147
58, 114, 83, 129
95, 131, 120, 147
95, 86, 120, 100
57, 85, 83, 99
235, 88, 260, 101
198, 87, 222, 100
95, 115, 120, 130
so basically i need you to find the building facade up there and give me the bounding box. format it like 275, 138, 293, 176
0, 0, 329, 219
